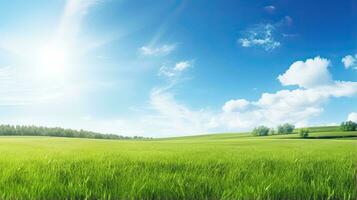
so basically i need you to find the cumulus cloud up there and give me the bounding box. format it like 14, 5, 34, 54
278, 56, 333, 88
238, 24, 280, 51
139, 44, 176, 56
221, 56, 357, 130
222, 99, 250, 112
341, 54, 357, 69
219, 84, 357, 129
348, 112, 357, 122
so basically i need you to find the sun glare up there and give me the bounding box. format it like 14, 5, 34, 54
35, 42, 70, 79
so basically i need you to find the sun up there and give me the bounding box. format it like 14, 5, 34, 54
35, 42, 70, 79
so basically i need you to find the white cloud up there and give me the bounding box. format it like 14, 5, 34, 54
220, 56, 357, 130
72, 54, 356, 137
159, 60, 193, 78
76, 56, 357, 137
117, 58, 215, 137
263, 5, 276, 13
159, 65, 175, 78
220, 82, 357, 130
174, 61, 191, 71
348, 112, 357, 122
222, 99, 249, 112
238, 23, 281, 51
238, 16, 295, 51
341, 54, 357, 69
278, 56, 333, 88
97, 89, 218, 137
139, 44, 176, 56
144, 89, 218, 136
123, 56, 357, 136
150, 56, 355, 135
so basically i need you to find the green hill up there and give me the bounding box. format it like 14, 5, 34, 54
0, 126, 356, 199
296, 125, 341, 133
164, 125, 356, 140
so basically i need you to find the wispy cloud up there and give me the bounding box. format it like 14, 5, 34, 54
143, 88, 217, 137
238, 24, 280, 51
148, 2, 186, 47
141, 59, 214, 136
158, 60, 193, 80
263, 5, 276, 14
238, 16, 295, 51
174, 61, 191, 71
92, 57, 215, 137
57, 0, 99, 41
139, 44, 176, 56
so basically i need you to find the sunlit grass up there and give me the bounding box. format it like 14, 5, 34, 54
0, 134, 355, 199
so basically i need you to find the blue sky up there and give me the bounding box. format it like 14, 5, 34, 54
0, 0, 356, 137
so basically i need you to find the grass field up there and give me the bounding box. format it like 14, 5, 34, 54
0, 129, 356, 199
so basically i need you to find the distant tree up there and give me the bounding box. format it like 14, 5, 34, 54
269, 128, 276, 135
0, 124, 149, 140
252, 126, 270, 136
277, 123, 295, 134
299, 129, 309, 138
341, 121, 357, 131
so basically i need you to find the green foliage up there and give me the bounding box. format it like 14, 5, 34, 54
341, 121, 357, 131
0, 135, 355, 199
277, 123, 295, 134
269, 128, 276, 135
252, 126, 270, 136
0, 125, 147, 140
299, 129, 309, 138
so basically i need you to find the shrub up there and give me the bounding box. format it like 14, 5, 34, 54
340, 121, 357, 131
277, 123, 295, 134
299, 129, 309, 138
252, 126, 270, 136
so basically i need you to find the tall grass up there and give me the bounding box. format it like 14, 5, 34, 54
0, 136, 355, 199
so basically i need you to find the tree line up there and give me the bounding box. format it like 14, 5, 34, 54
252, 123, 296, 136
252, 120, 357, 138
340, 121, 357, 131
0, 124, 149, 140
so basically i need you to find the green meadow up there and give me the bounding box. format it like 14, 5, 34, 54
0, 128, 356, 199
